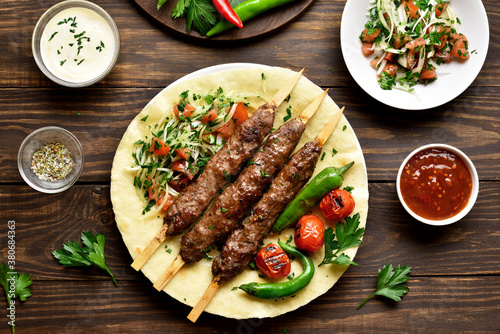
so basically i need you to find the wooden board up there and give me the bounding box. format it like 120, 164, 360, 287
133, 0, 315, 40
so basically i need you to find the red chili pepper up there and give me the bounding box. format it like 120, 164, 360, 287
212, 0, 243, 29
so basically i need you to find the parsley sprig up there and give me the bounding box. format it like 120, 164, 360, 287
357, 264, 411, 309
52, 231, 117, 286
0, 264, 32, 334
319, 213, 364, 267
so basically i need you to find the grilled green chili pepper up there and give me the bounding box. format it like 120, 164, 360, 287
272, 161, 354, 233
206, 0, 298, 37
239, 240, 314, 299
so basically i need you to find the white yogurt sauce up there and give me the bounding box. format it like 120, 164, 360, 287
40, 7, 116, 83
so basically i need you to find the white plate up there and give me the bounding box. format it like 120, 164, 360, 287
340, 0, 489, 110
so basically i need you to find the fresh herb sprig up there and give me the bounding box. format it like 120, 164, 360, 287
0, 264, 32, 334
357, 264, 411, 309
52, 231, 117, 286
319, 213, 364, 267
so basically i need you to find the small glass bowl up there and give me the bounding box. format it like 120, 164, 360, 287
32, 0, 120, 87
396, 143, 479, 226
18, 126, 84, 193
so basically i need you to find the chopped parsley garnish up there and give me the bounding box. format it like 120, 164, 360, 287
283, 105, 292, 122
260, 169, 270, 178
141, 115, 149, 122
221, 208, 227, 213
321, 152, 326, 161
208, 225, 215, 230
49, 31, 58, 41
343, 125, 347, 131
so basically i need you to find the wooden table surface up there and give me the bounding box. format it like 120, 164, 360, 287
1, 0, 499, 332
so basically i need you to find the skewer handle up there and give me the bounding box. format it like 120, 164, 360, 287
131, 225, 168, 271
315, 106, 345, 147
153, 254, 186, 291
269, 68, 304, 108
297, 89, 329, 125
187, 275, 223, 323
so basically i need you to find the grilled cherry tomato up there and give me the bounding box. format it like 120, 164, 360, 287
256, 244, 291, 279
294, 215, 325, 253
320, 189, 355, 221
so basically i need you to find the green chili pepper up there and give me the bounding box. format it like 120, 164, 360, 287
206, 0, 298, 37
272, 161, 354, 233
239, 240, 314, 299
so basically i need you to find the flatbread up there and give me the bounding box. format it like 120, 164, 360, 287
110, 65, 368, 319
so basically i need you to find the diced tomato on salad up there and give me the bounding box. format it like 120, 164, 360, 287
200, 108, 218, 124
231, 102, 249, 125
173, 102, 196, 119
150, 138, 171, 156
360, 0, 471, 91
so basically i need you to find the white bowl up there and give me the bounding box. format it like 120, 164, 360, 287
340, 0, 489, 110
18, 126, 84, 193
32, 0, 120, 87
396, 144, 479, 226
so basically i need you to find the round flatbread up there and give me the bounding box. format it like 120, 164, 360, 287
111, 65, 368, 319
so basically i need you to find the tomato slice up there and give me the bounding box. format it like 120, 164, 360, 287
419, 68, 437, 80
361, 28, 381, 43
232, 102, 249, 125
157, 194, 174, 212
451, 39, 470, 59
173, 102, 196, 120
320, 189, 355, 221
406, 50, 418, 69
216, 119, 235, 140
402, 0, 419, 19
150, 137, 171, 156
175, 148, 190, 160
294, 215, 325, 253
380, 63, 398, 77
171, 159, 195, 180
168, 176, 189, 192
433, 50, 452, 64
435, 2, 448, 17
383, 52, 395, 62
370, 58, 380, 69
405, 37, 426, 50
361, 43, 374, 56
393, 34, 411, 49
255, 244, 291, 279
200, 108, 218, 124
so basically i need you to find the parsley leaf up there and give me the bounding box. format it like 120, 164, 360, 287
319, 213, 364, 266
186, 0, 217, 35
357, 264, 411, 309
378, 72, 396, 90
172, 0, 191, 19
0, 264, 32, 333
52, 231, 117, 286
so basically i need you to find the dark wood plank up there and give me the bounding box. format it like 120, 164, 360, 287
0, 0, 498, 88
0, 183, 498, 282
2, 276, 499, 333
1, 85, 499, 182
134, 0, 314, 40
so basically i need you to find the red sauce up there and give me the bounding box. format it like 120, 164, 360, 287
400, 148, 472, 220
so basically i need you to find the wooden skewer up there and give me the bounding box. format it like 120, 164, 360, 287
315, 106, 344, 146
187, 274, 222, 323
153, 254, 185, 291
297, 89, 328, 124
131, 225, 168, 271
269, 68, 304, 108
130, 69, 305, 272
